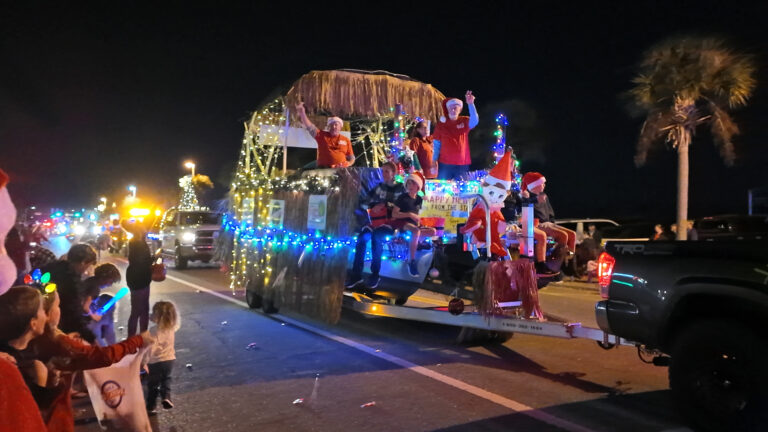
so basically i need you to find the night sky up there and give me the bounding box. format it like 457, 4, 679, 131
3, 1, 767, 222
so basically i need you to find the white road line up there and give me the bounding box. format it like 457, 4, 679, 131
165, 274, 596, 432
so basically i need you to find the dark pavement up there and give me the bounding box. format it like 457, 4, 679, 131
52, 243, 691, 432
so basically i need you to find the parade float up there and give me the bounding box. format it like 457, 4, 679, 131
219, 70, 604, 345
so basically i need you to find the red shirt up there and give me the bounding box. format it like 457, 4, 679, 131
27, 332, 143, 432
409, 136, 437, 179
433, 116, 471, 165
315, 130, 353, 168
0, 358, 47, 432
465, 205, 508, 257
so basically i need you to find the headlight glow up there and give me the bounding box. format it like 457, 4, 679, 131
182, 232, 196, 242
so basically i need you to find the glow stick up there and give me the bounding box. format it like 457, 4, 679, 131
98, 287, 129, 315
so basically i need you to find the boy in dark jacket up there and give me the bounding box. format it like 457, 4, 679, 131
41, 244, 98, 342
346, 162, 405, 290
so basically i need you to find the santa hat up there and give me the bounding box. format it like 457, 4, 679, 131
406, 171, 425, 192
439, 98, 463, 123
521, 172, 546, 191
484, 152, 513, 190
326, 116, 343, 127
0, 169, 18, 295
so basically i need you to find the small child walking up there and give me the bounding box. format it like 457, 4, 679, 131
144, 301, 180, 414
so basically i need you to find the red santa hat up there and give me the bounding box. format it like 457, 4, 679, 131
439, 98, 463, 123
484, 151, 513, 190
521, 172, 546, 191
326, 116, 343, 127
406, 171, 425, 192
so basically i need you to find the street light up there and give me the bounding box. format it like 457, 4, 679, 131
185, 161, 196, 177
128, 185, 137, 197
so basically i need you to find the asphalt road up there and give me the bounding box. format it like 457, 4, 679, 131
53, 245, 694, 432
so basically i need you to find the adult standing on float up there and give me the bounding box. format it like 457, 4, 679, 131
296, 102, 356, 169
432, 91, 479, 180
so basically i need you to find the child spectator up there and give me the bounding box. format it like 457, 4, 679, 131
143, 301, 180, 414
82, 263, 122, 346
346, 162, 405, 289
1, 285, 151, 432
41, 243, 98, 342
392, 172, 435, 277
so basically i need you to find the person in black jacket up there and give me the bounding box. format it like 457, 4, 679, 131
124, 220, 153, 336
41, 243, 98, 342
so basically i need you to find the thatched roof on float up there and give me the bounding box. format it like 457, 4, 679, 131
284, 69, 446, 120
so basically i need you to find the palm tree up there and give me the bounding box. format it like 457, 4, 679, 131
628, 36, 755, 239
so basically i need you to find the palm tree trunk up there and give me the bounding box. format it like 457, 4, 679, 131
676, 132, 689, 241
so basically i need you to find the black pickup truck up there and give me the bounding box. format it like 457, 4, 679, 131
595, 240, 768, 431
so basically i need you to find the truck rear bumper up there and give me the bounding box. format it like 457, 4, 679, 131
595, 301, 612, 334
596, 299, 641, 338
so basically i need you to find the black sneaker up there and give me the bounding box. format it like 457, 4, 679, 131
366, 275, 380, 289
345, 277, 363, 289
162, 399, 174, 409
408, 260, 419, 277
535, 262, 560, 277
147, 406, 158, 416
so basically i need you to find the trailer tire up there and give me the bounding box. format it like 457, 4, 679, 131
394, 296, 408, 306
456, 327, 513, 346
245, 290, 263, 309
669, 320, 768, 432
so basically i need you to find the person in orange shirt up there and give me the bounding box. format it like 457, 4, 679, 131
408, 120, 437, 179
296, 102, 355, 168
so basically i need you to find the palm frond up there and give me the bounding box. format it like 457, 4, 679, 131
635, 110, 673, 166
628, 35, 755, 165
709, 103, 739, 166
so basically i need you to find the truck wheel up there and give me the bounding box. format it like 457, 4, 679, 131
245, 290, 262, 309
175, 248, 188, 270
394, 296, 409, 306
262, 298, 279, 314
669, 320, 768, 431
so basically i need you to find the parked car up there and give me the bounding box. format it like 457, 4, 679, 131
696, 214, 768, 241
598, 222, 653, 247
554, 218, 619, 243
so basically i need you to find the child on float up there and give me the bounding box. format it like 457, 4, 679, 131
521, 172, 575, 271
391, 172, 435, 277
81, 263, 122, 346
346, 161, 406, 289
408, 120, 437, 179
1, 284, 151, 431
143, 300, 180, 414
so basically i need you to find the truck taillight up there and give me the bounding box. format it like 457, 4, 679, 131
597, 252, 615, 297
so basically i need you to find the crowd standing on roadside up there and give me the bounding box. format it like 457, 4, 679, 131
0, 168, 191, 430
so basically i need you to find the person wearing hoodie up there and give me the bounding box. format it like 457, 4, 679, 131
432, 91, 479, 180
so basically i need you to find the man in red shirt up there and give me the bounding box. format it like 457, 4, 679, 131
432, 91, 479, 180
296, 102, 355, 168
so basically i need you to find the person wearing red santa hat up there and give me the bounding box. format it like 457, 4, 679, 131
391, 172, 435, 277
521, 172, 576, 264
295, 102, 355, 168
432, 91, 479, 180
